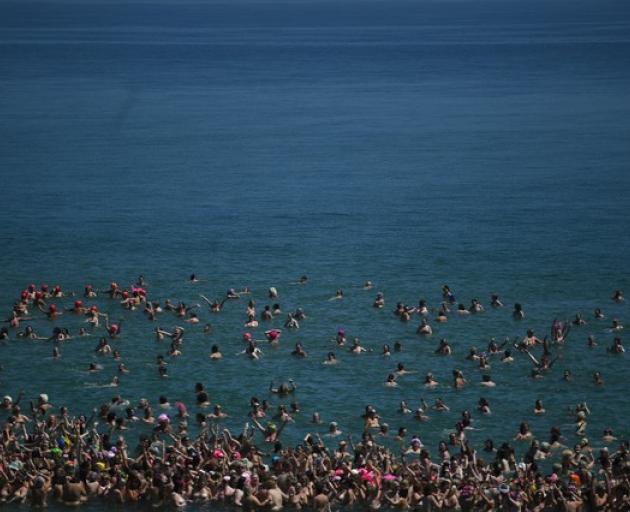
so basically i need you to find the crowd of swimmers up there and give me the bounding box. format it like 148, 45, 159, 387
0, 278, 627, 510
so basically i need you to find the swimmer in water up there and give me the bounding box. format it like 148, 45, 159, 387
291, 342, 307, 358
453, 369, 467, 389
414, 403, 430, 422
490, 294, 503, 308
417, 318, 432, 336
608, 337, 625, 353
269, 380, 296, 395
384, 373, 398, 387
523, 329, 543, 346
284, 313, 299, 329
480, 374, 496, 387
465, 347, 480, 361
323, 351, 338, 365
424, 373, 439, 388
329, 289, 344, 301
469, 298, 484, 313
610, 318, 624, 331
210, 344, 222, 360
395, 362, 414, 376
612, 289, 624, 303
513, 303, 525, 320
432, 398, 450, 412
442, 285, 456, 305
514, 422, 533, 441
349, 338, 368, 353
261, 305, 273, 321
534, 399, 545, 415
244, 314, 258, 328
363, 281, 374, 290
265, 329, 282, 344
572, 313, 587, 326
326, 421, 343, 437
478, 397, 491, 415
594, 308, 605, 319
381, 344, 391, 356
398, 400, 412, 414
373, 292, 384, 308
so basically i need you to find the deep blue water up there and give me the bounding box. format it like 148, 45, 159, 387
1, 0, 630, 508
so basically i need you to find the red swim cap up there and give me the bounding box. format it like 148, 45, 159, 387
49, 304, 57, 311
90, 305, 98, 312
74, 300, 82, 308
21, 291, 28, 299
122, 291, 129, 299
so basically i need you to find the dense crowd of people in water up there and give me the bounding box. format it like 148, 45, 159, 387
0, 276, 627, 510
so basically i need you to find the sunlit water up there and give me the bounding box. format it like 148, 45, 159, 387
1, 0, 630, 509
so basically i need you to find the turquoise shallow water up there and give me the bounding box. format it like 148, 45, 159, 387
1, 0, 630, 509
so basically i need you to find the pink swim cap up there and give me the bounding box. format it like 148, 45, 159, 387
157, 414, 169, 423
243, 332, 253, 341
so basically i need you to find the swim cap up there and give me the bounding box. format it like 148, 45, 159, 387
338, 329, 345, 335
213, 449, 225, 459
157, 414, 169, 423
96, 461, 106, 471
74, 300, 82, 308
243, 332, 252, 341
49, 304, 57, 311
3, 395, 12, 403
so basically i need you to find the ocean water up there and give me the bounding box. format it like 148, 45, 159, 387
1, 0, 630, 508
